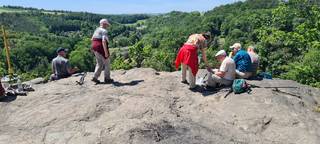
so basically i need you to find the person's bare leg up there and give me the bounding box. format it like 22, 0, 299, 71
188, 66, 196, 88
181, 64, 187, 82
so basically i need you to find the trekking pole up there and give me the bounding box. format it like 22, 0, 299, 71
224, 88, 233, 98
76, 72, 87, 85
2, 26, 13, 78
250, 84, 297, 89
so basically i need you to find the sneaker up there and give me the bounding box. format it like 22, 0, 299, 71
104, 78, 114, 84
91, 78, 101, 84
181, 80, 189, 85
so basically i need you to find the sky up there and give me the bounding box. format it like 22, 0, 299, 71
0, 0, 242, 14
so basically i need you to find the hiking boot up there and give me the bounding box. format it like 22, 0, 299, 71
91, 78, 101, 84
104, 78, 114, 84
181, 80, 189, 85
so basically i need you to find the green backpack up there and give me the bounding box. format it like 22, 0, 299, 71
232, 79, 251, 94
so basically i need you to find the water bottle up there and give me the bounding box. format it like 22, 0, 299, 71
17, 78, 23, 92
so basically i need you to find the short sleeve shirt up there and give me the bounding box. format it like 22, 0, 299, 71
233, 50, 252, 72
248, 52, 259, 73
52, 56, 71, 77
220, 57, 236, 80
185, 34, 207, 49
92, 27, 109, 42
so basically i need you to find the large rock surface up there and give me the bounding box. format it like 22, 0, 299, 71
0, 68, 319, 144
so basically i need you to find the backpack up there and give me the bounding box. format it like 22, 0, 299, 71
232, 79, 251, 94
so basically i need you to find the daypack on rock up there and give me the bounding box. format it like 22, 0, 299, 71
232, 79, 251, 94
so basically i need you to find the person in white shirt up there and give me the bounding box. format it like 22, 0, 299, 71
91, 19, 113, 84
247, 46, 259, 77
206, 50, 236, 88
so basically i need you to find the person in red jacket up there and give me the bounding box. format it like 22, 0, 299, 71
175, 32, 211, 90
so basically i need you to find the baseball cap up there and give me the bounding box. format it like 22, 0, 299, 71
230, 43, 241, 49
99, 19, 110, 25
56, 47, 68, 53
215, 50, 227, 57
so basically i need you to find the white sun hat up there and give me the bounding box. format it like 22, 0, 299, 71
215, 50, 227, 57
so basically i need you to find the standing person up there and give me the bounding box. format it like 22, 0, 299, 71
175, 32, 211, 90
230, 43, 252, 79
51, 47, 79, 81
206, 50, 236, 88
91, 19, 114, 84
247, 46, 259, 77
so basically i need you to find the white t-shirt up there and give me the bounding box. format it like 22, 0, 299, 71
220, 57, 236, 80
92, 27, 109, 42
248, 52, 259, 74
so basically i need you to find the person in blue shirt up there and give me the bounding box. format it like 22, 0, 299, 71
230, 43, 252, 79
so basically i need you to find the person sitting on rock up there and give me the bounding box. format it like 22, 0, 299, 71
175, 32, 212, 90
50, 47, 79, 81
230, 43, 252, 79
206, 50, 236, 88
247, 46, 259, 77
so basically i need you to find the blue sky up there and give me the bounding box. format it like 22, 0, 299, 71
0, 0, 242, 14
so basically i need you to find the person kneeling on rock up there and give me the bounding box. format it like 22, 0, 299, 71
50, 47, 79, 81
206, 50, 236, 88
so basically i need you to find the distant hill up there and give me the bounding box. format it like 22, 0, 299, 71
0, 7, 28, 13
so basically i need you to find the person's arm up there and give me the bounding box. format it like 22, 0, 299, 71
201, 48, 210, 67
216, 58, 228, 77
201, 48, 212, 73
51, 61, 55, 74
215, 71, 226, 77
201, 48, 211, 72
229, 51, 234, 58
68, 67, 79, 74
102, 30, 110, 59
102, 40, 109, 59
66, 61, 78, 75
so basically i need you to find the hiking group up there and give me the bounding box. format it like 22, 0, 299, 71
49, 18, 260, 88
1, 18, 260, 98
175, 33, 259, 91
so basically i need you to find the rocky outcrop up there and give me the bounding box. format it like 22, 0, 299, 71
0, 68, 319, 144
